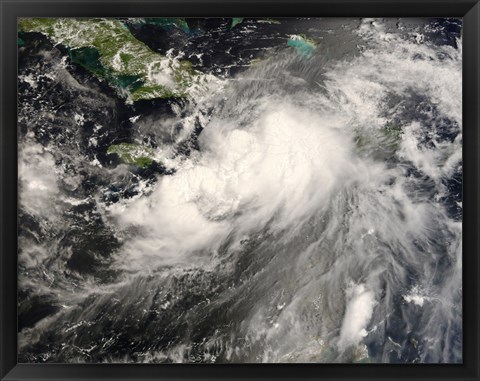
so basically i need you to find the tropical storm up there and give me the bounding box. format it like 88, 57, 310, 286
17, 17, 462, 363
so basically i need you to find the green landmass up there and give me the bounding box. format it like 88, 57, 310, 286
353, 122, 403, 155
265, 18, 281, 24
107, 143, 155, 167
257, 18, 281, 25
18, 18, 198, 101
231, 18, 244, 28
141, 18, 190, 33
383, 121, 403, 140
382, 121, 403, 149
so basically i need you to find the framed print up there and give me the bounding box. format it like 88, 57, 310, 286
1, 0, 479, 380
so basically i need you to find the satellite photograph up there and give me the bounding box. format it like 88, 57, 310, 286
17, 17, 462, 363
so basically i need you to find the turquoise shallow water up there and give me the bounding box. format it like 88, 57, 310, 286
287, 36, 316, 58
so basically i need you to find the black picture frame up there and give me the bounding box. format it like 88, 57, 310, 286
1, 0, 479, 380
